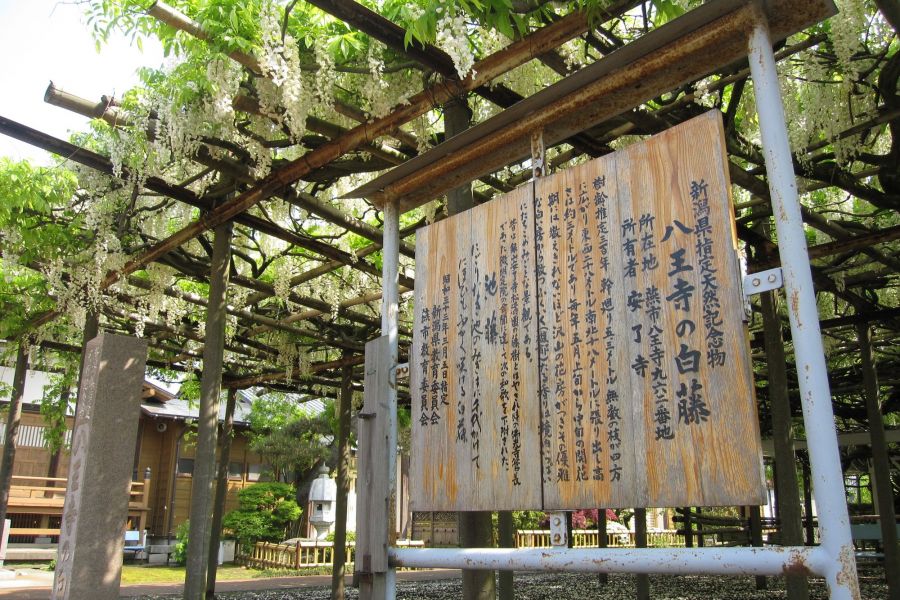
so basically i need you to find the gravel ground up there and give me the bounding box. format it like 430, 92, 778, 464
133, 565, 887, 600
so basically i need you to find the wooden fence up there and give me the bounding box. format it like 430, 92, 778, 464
239, 540, 426, 570
240, 540, 354, 569
241, 525, 785, 570
515, 529, 681, 548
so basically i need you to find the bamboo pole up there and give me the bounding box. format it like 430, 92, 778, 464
44, 83, 416, 259
147, 2, 262, 74
223, 353, 365, 389
184, 222, 233, 600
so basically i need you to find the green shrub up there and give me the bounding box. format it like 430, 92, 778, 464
222, 482, 301, 552
325, 530, 355, 542
171, 521, 190, 566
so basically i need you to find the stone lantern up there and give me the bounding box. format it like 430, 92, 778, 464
308, 464, 337, 540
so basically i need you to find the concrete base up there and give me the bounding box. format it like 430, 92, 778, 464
0, 568, 55, 589
5, 545, 57, 561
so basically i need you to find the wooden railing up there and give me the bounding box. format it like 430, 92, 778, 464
7, 474, 152, 537
515, 529, 682, 548
239, 540, 425, 570
241, 540, 355, 569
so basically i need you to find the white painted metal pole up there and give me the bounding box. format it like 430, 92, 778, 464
747, 17, 859, 600
390, 546, 822, 575
382, 200, 400, 600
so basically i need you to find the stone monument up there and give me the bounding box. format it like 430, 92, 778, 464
52, 333, 148, 600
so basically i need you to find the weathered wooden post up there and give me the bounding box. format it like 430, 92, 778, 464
444, 96, 497, 600
0, 341, 28, 566
856, 322, 899, 599
747, 505, 767, 590
498, 511, 515, 600
596, 508, 608, 585
634, 508, 649, 600
206, 387, 238, 598
331, 363, 354, 600
760, 290, 808, 600
184, 221, 233, 600
356, 336, 391, 600
51, 333, 148, 600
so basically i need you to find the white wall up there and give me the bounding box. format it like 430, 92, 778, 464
0, 365, 57, 407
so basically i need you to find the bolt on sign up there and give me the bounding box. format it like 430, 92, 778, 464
410, 111, 767, 511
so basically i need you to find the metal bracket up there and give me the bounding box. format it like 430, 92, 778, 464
549, 512, 568, 547
393, 363, 409, 381
743, 267, 783, 296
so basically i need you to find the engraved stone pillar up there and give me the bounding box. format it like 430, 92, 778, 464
52, 333, 148, 600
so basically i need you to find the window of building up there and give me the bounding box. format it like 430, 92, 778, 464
177, 458, 194, 476
228, 462, 244, 480
247, 463, 272, 482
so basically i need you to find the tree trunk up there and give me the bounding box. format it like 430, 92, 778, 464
43, 389, 69, 499
460, 511, 496, 600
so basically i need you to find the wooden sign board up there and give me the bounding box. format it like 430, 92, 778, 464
410, 186, 543, 511
410, 111, 766, 511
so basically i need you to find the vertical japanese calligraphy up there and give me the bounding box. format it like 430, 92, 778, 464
618, 110, 765, 507
411, 111, 765, 511
411, 186, 542, 511
536, 157, 637, 510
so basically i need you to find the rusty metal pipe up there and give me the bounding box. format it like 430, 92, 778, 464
390, 546, 824, 576
747, 14, 859, 600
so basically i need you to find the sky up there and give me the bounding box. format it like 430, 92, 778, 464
0, 0, 164, 165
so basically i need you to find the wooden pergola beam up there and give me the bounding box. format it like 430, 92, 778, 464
124, 275, 364, 351
224, 352, 366, 389
750, 224, 900, 271
96, 9, 592, 297
147, 1, 262, 74
46, 83, 418, 258
308, 0, 613, 158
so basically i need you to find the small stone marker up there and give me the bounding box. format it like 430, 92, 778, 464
52, 333, 148, 600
